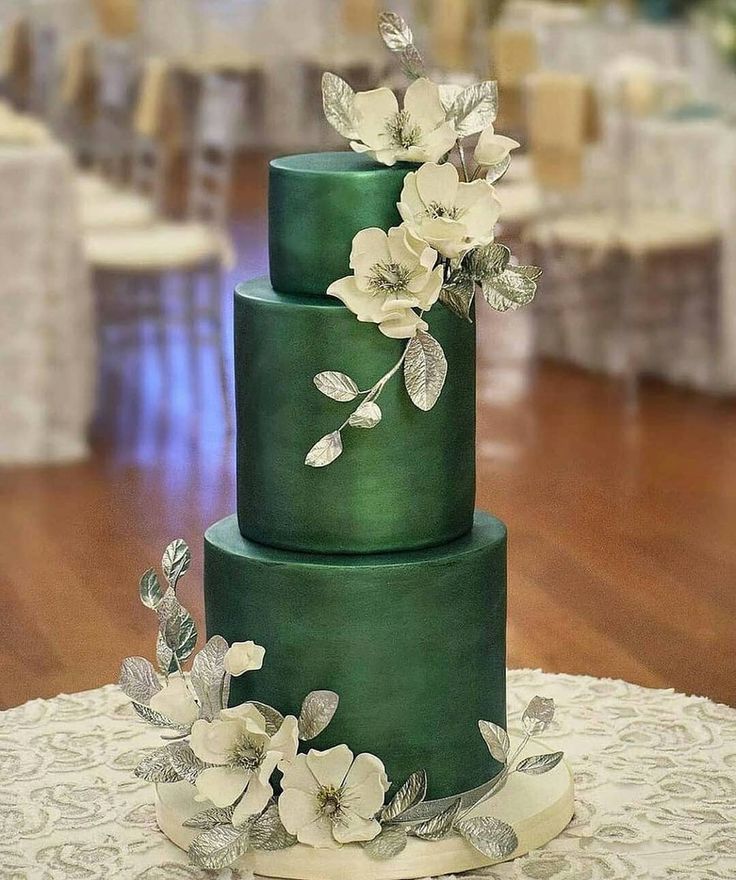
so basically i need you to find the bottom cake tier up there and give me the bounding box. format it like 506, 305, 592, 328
204, 512, 507, 800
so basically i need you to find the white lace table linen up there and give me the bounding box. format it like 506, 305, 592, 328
0, 142, 95, 464
4, 669, 736, 879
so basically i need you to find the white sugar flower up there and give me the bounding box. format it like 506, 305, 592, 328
223, 641, 266, 676
327, 225, 443, 339
474, 124, 520, 167
148, 673, 199, 727
278, 744, 390, 848
191, 704, 299, 827
350, 78, 457, 166
398, 162, 502, 259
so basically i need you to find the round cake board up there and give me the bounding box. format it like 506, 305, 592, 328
156, 749, 574, 880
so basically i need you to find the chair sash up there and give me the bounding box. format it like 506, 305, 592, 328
91, 0, 139, 38
527, 72, 600, 190
342, 0, 380, 35
489, 27, 538, 132
429, 0, 474, 71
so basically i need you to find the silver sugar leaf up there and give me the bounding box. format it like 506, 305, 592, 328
478, 720, 510, 763
298, 690, 339, 741
162, 600, 199, 665
183, 805, 235, 830
363, 824, 408, 859
313, 371, 360, 402
400, 44, 425, 80
514, 265, 543, 281
134, 745, 181, 783
188, 824, 250, 870
139, 569, 164, 610
248, 702, 285, 737
131, 701, 188, 730
118, 656, 161, 705
486, 154, 511, 184
305, 431, 343, 468
162, 539, 191, 590
380, 770, 427, 823
378, 11, 414, 51
249, 804, 298, 850
348, 401, 382, 429
522, 695, 556, 735
465, 243, 510, 281
438, 83, 463, 112
168, 741, 208, 784
404, 331, 448, 412
447, 81, 498, 137
191, 635, 229, 720
455, 817, 518, 859
516, 752, 564, 775
411, 797, 462, 841
322, 72, 358, 139
481, 268, 537, 312
156, 630, 176, 676
439, 272, 475, 322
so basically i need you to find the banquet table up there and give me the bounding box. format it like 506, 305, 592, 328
4, 668, 736, 879
0, 140, 94, 464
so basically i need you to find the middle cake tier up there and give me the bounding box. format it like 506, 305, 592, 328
235, 279, 476, 554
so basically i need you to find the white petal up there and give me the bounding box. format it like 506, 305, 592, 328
327, 276, 386, 324
474, 127, 520, 166
223, 641, 265, 676
298, 815, 341, 849
257, 750, 280, 784
403, 78, 445, 130
219, 703, 267, 738
281, 753, 319, 795
333, 809, 382, 844
350, 227, 391, 281
418, 216, 469, 259
419, 123, 459, 163
190, 718, 241, 765
269, 715, 299, 768
416, 161, 459, 209
148, 675, 199, 727
306, 745, 354, 790
279, 788, 319, 834
195, 765, 250, 807
413, 265, 444, 310
379, 310, 427, 338
458, 182, 501, 243
232, 775, 273, 824
341, 753, 391, 819
353, 87, 399, 147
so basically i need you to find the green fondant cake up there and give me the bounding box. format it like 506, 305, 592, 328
204, 152, 509, 799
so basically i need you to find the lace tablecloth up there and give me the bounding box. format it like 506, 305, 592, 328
4, 669, 736, 879
0, 142, 95, 464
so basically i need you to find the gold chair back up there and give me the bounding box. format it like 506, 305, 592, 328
91, 0, 139, 38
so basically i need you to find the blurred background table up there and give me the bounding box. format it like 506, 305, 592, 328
0, 133, 94, 464
4, 668, 736, 878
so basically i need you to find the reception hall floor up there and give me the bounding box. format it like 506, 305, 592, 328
1, 154, 734, 710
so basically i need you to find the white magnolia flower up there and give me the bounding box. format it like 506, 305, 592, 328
327, 225, 442, 339
148, 673, 199, 727
474, 124, 520, 167
350, 78, 457, 166
223, 640, 266, 676
191, 704, 299, 827
398, 161, 502, 259
278, 744, 390, 848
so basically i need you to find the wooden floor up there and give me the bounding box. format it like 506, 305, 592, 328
1, 155, 735, 710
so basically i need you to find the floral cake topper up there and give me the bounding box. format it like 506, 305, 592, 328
305, 11, 541, 468
121, 540, 565, 869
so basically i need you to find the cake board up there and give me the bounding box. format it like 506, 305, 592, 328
155, 739, 574, 880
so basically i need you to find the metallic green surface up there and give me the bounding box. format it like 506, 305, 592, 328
269, 153, 412, 295
204, 512, 507, 799
235, 279, 476, 554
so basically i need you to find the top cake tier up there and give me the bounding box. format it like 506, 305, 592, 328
269, 152, 411, 295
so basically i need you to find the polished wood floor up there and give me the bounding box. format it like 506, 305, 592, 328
1, 155, 734, 710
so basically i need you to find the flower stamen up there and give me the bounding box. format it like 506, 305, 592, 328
232, 737, 265, 771
425, 200, 462, 221
385, 110, 422, 150
316, 785, 344, 821
367, 261, 416, 298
